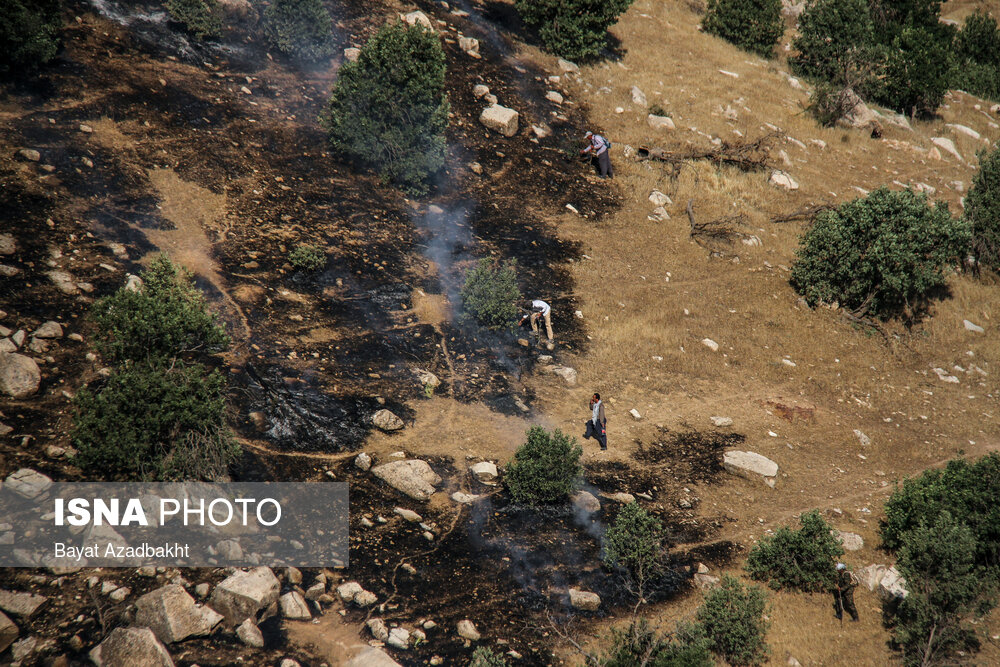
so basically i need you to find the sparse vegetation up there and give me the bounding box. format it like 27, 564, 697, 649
696, 576, 770, 667
746, 510, 843, 592
504, 426, 582, 506
164, 0, 222, 40
460, 258, 521, 331
965, 145, 1000, 273
263, 0, 335, 61
515, 0, 635, 62
702, 0, 783, 58
791, 187, 970, 320
321, 20, 449, 195
288, 243, 327, 272
805, 82, 860, 127
0, 0, 62, 74
600, 619, 714, 667
469, 646, 508, 667
91, 255, 230, 366
604, 502, 669, 601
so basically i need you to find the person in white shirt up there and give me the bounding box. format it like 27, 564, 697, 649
519, 299, 554, 349
580, 130, 613, 179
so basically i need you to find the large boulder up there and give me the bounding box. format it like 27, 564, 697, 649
0, 353, 40, 398
470, 461, 498, 485
568, 588, 601, 611
479, 104, 519, 137
723, 451, 778, 486
346, 647, 402, 667
90, 627, 174, 667
278, 591, 311, 620
856, 564, 888, 592
209, 567, 280, 625
0, 590, 47, 619
572, 491, 601, 514
878, 566, 908, 601
838, 89, 882, 135
134, 585, 223, 644
371, 460, 441, 501
3, 469, 52, 500
401, 10, 433, 30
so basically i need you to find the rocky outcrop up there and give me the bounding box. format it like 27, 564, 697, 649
723, 451, 778, 486
135, 585, 223, 644
278, 591, 311, 620
0, 590, 47, 619
371, 460, 441, 501
90, 627, 174, 667
208, 567, 280, 625
3, 469, 52, 500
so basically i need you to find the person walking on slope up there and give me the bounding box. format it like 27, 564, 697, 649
583, 392, 607, 450
519, 299, 554, 350
580, 130, 613, 179
834, 562, 859, 622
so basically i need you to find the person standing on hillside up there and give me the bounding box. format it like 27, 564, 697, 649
580, 130, 613, 179
834, 562, 859, 622
583, 392, 607, 450
519, 299, 554, 350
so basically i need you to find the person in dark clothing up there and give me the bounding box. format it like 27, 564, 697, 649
580, 131, 613, 179
582, 392, 607, 450
834, 562, 859, 621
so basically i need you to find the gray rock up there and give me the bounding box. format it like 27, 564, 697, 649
0, 354, 41, 398
600, 492, 635, 504
279, 660, 301, 667
769, 170, 799, 190
336, 582, 363, 603
832, 530, 864, 551
194, 583, 210, 598
90, 627, 174, 667
124, 274, 143, 292
710, 416, 733, 427
373, 409, 404, 431
400, 10, 433, 29
33, 322, 63, 339
304, 581, 325, 601
0, 590, 47, 619
545, 90, 564, 104
209, 567, 280, 624
343, 47, 360, 62
11, 330, 24, 347
457, 619, 481, 641
0, 234, 15, 255
931, 137, 963, 162
568, 588, 601, 611
459, 36, 480, 58
694, 573, 720, 589
354, 590, 377, 607
367, 618, 389, 641
236, 618, 263, 648
17, 149, 40, 162
0, 611, 17, 653
4, 469, 52, 499
856, 564, 887, 591
964, 319, 984, 333
278, 591, 311, 620
701, 338, 720, 352
347, 647, 401, 667
572, 491, 601, 514
837, 89, 881, 135
648, 114, 675, 130
47, 270, 79, 294
629, 408, 642, 420
0, 340, 14, 354
354, 452, 372, 471
649, 190, 672, 207
479, 104, 519, 137
558, 58, 579, 73
215, 539, 242, 561
946, 123, 980, 140
371, 459, 441, 501
394, 507, 422, 523
387, 627, 410, 649
451, 492, 482, 504
470, 461, 498, 484
854, 429, 871, 446
135, 584, 223, 643
473, 84, 490, 98
878, 566, 908, 600
631, 86, 647, 106
723, 451, 778, 486
549, 365, 578, 385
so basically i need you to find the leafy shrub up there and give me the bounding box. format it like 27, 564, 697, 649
746, 510, 843, 592
601, 619, 714, 667
702, 0, 784, 58
880, 454, 1000, 569
868, 0, 945, 43
953, 63, 1000, 103
321, 21, 448, 195
0, 0, 62, 75
892, 511, 998, 667
288, 243, 326, 272
966, 146, 1000, 272
696, 576, 770, 667
790, 0, 874, 83
504, 426, 582, 506
263, 0, 335, 61
164, 0, 222, 40
955, 11, 1000, 67
790, 187, 970, 320
873, 25, 954, 116
515, 0, 635, 62
460, 258, 521, 331
73, 362, 238, 481
469, 646, 508, 667
806, 82, 860, 126
92, 255, 230, 366
605, 502, 668, 599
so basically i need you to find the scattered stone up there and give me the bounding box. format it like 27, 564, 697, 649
208, 567, 280, 625
648, 206, 670, 222
388, 627, 410, 649
832, 530, 864, 551
470, 162, 483, 175
878, 566, 908, 600
723, 451, 778, 486
0, 340, 13, 354
631, 86, 647, 106
0, 611, 16, 653
347, 647, 401, 667
17, 149, 40, 162
0, 265, 18, 278
531, 123, 552, 138
354, 590, 377, 607
568, 588, 601, 611
964, 319, 984, 333
853, 429, 871, 446
0, 590, 47, 619
343, 48, 360, 62
336, 582, 363, 603
194, 583, 210, 598
701, 338, 720, 352
0, 354, 41, 398
354, 452, 372, 471
394, 507, 422, 523
931, 137, 962, 162
110, 587, 130, 602
838, 89, 881, 136
451, 492, 482, 504
856, 564, 888, 591
0, 235, 15, 255
928, 147, 942, 161
279, 591, 311, 620
694, 573, 720, 589
400, 10, 433, 30
47, 270, 79, 294
124, 274, 143, 292
946, 123, 980, 140
135, 585, 223, 643
304, 581, 325, 601
457, 619, 480, 641
90, 627, 173, 667
710, 416, 733, 427
547, 365, 577, 385
572, 491, 601, 514
545, 90, 563, 104
480, 104, 519, 137
367, 618, 390, 642
470, 461, 499, 484
601, 491, 635, 504
459, 36, 480, 58
236, 618, 264, 648
371, 459, 442, 501
33, 322, 63, 339
557, 58, 579, 73
769, 170, 799, 190
649, 190, 671, 207
11, 330, 24, 347
473, 84, 490, 99
647, 114, 675, 130
372, 409, 404, 431
216, 539, 242, 561
3, 469, 52, 499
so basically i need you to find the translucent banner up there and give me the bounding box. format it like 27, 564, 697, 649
0, 481, 348, 568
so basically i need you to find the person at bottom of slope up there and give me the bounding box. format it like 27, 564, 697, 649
582, 392, 607, 450
834, 562, 859, 622
519, 299, 554, 350
580, 131, 613, 179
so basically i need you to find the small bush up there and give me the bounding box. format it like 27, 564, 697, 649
92, 255, 230, 366
164, 0, 222, 40
504, 426, 582, 506
288, 243, 326, 272
702, 0, 784, 58
263, 0, 335, 61
696, 576, 770, 667
790, 187, 970, 320
0, 0, 62, 75
880, 454, 1000, 569
469, 646, 508, 667
460, 258, 521, 331
806, 82, 859, 126
515, 0, 635, 62
321, 21, 449, 194
965, 145, 1000, 272
874, 25, 954, 116
604, 502, 668, 599
790, 0, 874, 84
73, 362, 238, 481
892, 511, 997, 667
601, 620, 714, 667
745, 510, 843, 592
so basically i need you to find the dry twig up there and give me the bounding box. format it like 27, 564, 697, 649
637, 133, 776, 173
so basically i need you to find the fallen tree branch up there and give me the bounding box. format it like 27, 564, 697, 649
686, 199, 755, 250
637, 132, 777, 172
770, 204, 835, 224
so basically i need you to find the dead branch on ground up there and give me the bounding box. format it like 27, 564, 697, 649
637, 132, 776, 173
770, 204, 835, 224
686, 200, 756, 250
